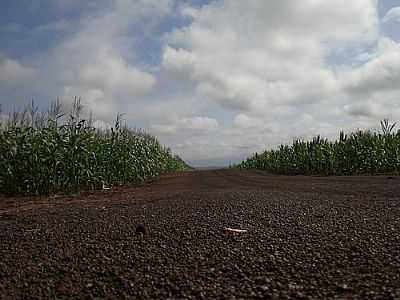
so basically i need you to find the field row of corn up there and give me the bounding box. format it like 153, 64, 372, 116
238, 120, 400, 175
0, 100, 190, 196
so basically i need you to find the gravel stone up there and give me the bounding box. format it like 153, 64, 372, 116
1, 170, 400, 299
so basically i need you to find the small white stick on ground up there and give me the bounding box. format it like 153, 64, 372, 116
224, 227, 248, 234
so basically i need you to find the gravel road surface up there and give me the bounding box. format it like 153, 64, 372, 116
1, 170, 400, 299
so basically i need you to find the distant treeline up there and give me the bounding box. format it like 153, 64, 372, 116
0, 99, 190, 196
238, 120, 400, 175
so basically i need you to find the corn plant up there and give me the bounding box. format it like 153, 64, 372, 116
238, 121, 400, 175
0, 99, 190, 196
381, 119, 397, 136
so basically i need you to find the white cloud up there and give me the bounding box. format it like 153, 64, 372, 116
341, 38, 400, 96
158, 0, 400, 164
151, 124, 177, 135
77, 52, 156, 97
3, 0, 400, 166
163, 0, 377, 116
152, 116, 219, 135
27, 0, 174, 120
180, 116, 218, 131
0, 55, 33, 87
382, 7, 400, 23
337, 38, 400, 119
233, 114, 263, 129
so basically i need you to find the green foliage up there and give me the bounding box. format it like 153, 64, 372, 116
237, 123, 400, 176
0, 99, 190, 195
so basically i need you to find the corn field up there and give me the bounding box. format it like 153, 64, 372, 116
0, 100, 190, 195
238, 120, 400, 175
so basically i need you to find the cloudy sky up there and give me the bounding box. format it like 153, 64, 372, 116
1, 0, 399, 166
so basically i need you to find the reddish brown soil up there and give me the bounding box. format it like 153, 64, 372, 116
1, 170, 400, 299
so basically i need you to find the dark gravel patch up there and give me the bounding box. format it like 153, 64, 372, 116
1, 170, 400, 299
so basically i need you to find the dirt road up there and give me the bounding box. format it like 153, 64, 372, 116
1, 170, 400, 299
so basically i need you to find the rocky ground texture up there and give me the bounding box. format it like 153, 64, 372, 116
1, 170, 400, 299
